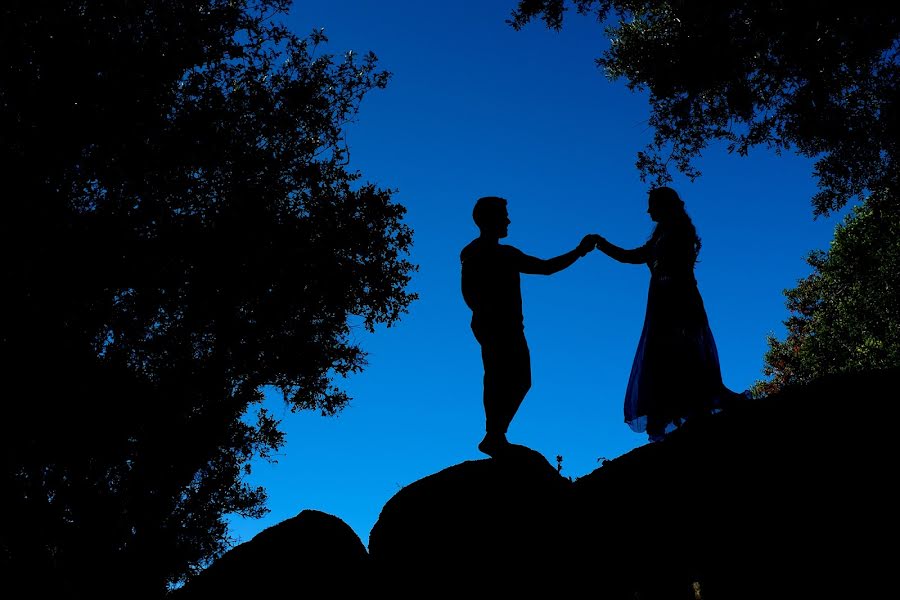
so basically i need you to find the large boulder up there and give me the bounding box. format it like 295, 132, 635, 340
176, 509, 369, 599
368, 445, 577, 594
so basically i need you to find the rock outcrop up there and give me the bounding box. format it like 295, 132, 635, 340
368, 367, 894, 598
175, 509, 369, 598
182, 367, 896, 599
368, 444, 576, 594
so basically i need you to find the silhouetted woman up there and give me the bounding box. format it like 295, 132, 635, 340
595, 187, 738, 441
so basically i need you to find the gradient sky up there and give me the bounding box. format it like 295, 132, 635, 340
227, 0, 850, 549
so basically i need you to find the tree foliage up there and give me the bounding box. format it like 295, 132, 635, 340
751, 194, 900, 396
0, 1, 415, 597
510, 1, 899, 216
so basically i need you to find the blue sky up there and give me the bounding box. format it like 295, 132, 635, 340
227, 0, 849, 548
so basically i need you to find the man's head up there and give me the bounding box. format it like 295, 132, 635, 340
473, 196, 510, 239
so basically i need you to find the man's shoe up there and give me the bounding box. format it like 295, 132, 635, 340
478, 433, 510, 457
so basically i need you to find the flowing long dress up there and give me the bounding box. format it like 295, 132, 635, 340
599, 227, 732, 440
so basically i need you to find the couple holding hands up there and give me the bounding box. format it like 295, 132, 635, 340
461, 187, 740, 457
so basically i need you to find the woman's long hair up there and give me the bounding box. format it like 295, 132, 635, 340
649, 186, 702, 262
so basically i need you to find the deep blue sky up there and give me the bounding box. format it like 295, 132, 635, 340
228, 1, 848, 548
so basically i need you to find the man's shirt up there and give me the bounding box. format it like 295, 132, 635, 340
460, 238, 530, 334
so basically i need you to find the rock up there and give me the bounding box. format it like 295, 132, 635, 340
176, 509, 369, 599
368, 444, 577, 594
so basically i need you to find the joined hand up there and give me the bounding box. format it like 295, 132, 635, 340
577, 234, 598, 256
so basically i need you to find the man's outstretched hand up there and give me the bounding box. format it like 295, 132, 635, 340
577, 234, 602, 256
577, 235, 595, 256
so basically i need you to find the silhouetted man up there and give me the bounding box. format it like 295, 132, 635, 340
461, 196, 596, 457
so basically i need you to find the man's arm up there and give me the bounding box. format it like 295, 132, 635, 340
516, 235, 597, 275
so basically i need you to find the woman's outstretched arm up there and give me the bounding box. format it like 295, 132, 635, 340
595, 236, 650, 264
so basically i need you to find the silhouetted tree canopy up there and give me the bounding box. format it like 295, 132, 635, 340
0, 1, 414, 597
510, 1, 899, 216
752, 194, 900, 396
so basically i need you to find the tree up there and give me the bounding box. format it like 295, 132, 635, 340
751, 193, 900, 396
509, 1, 899, 216
0, 1, 415, 597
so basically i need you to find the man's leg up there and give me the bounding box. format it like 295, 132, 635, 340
478, 332, 531, 456
478, 341, 507, 456
497, 333, 531, 433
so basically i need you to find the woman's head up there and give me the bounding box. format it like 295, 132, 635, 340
647, 186, 684, 223
647, 186, 701, 260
